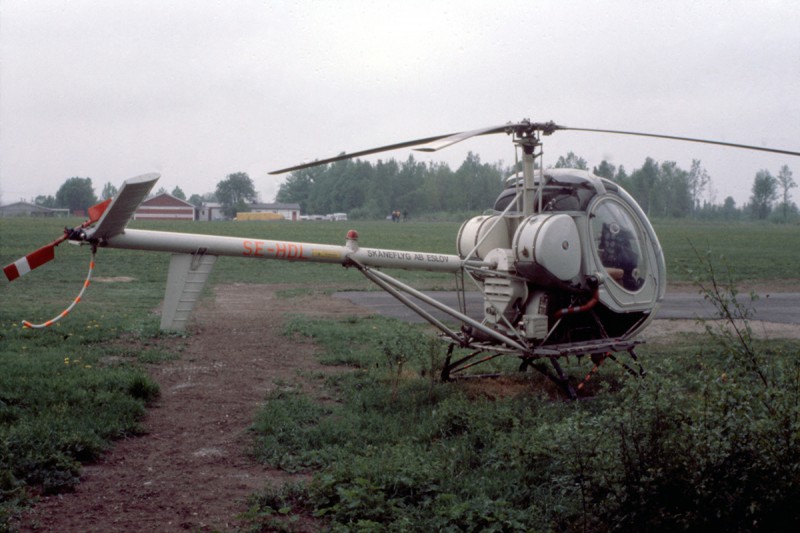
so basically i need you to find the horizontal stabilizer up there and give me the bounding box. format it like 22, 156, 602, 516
86, 173, 160, 241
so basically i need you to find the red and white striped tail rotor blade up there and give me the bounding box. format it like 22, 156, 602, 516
3, 240, 61, 281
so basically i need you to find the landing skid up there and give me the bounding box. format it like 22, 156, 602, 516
440, 338, 645, 399
348, 260, 647, 399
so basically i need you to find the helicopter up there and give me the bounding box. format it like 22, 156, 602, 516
5, 120, 799, 398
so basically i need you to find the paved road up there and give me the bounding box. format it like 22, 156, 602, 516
334, 290, 800, 325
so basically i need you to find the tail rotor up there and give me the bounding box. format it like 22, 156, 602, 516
3, 196, 113, 282
3, 235, 65, 282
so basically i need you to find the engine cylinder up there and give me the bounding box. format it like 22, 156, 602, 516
457, 215, 511, 259
512, 214, 581, 282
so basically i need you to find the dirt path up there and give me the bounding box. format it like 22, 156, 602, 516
18, 283, 367, 532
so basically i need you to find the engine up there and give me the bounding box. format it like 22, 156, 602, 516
457, 169, 666, 345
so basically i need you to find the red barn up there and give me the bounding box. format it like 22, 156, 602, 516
134, 193, 196, 221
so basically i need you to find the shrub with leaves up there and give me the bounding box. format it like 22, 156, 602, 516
248, 256, 800, 531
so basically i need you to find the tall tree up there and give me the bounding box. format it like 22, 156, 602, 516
453, 152, 503, 211
721, 196, 738, 220
276, 167, 318, 213
775, 165, 796, 222
614, 165, 630, 190
687, 159, 711, 215
370, 159, 401, 215
55, 177, 97, 214
171, 186, 186, 200
554, 151, 588, 170
593, 160, 616, 180
35, 195, 56, 208
749, 169, 777, 220
629, 158, 660, 215
216, 172, 256, 217
101, 182, 118, 200
188, 194, 204, 208
420, 161, 455, 213
394, 155, 428, 212
656, 161, 688, 217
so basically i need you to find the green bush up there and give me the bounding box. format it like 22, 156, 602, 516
249, 291, 800, 531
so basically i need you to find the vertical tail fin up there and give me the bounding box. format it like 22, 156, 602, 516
86, 173, 160, 241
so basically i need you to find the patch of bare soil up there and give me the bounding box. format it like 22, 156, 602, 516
18, 283, 368, 533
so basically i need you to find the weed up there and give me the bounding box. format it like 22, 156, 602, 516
3, 217, 800, 530
250, 284, 800, 531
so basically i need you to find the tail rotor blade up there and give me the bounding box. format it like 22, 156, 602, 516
87, 198, 113, 224
3, 237, 65, 282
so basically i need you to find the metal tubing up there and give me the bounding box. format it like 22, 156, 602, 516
366, 268, 529, 353
356, 266, 463, 343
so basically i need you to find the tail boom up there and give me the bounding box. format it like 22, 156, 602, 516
104, 229, 467, 273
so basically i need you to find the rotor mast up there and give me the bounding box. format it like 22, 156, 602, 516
518, 131, 540, 217
509, 120, 557, 217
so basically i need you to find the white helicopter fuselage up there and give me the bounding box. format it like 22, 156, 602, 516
457, 169, 666, 343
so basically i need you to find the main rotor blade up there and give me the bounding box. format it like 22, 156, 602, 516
269, 120, 800, 176
413, 124, 512, 152
414, 121, 563, 152
269, 133, 459, 175
268, 120, 568, 174
564, 127, 800, 157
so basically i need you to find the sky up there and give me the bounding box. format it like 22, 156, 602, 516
1, 0, 799, 207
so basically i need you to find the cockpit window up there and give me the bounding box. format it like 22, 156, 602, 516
591, 199, 647, 291
493, 187, 520, 212
493, 179, 596, 214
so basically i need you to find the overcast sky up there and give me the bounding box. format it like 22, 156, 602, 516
1, 0, 798, 207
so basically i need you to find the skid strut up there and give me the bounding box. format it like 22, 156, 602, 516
440, 339, 644, 399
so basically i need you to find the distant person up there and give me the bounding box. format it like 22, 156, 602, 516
402, 210, 408, 222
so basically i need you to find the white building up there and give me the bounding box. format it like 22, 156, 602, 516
197, 202, 225, 221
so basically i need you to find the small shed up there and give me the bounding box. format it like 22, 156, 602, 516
134, 193, 196, 221
197, 202, 225, 221
0, 202, 68, 218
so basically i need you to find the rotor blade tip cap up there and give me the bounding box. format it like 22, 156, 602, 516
125, 173, 161, 185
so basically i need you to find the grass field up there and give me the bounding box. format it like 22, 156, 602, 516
2, 216, 799, 530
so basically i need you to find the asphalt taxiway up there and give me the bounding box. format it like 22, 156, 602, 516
334, 290, 800, 325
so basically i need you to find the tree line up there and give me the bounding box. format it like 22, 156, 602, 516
276, 153, 503, 218
32, 172, 258, 219
276, 151, 797, 222
30, 152, 797, 222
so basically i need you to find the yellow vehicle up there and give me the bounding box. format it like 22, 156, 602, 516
234, 212, 283, 221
